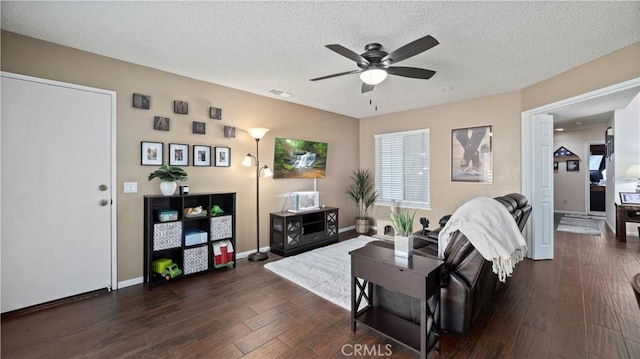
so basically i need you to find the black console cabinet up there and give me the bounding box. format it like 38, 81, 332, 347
270, 207, 339, 256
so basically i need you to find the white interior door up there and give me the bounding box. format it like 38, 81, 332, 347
529, 113, 554, 260
1, 73, 115, 313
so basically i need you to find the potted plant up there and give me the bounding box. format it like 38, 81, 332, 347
390, 204, 416, 258
345, 169, 379, 233
148, 164, 188, 196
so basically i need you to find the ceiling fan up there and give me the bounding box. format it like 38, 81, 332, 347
310, 35, 439, 93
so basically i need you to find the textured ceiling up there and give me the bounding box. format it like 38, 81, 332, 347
1, 1, 639, 119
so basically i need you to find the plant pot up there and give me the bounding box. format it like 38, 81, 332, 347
160, 181, 177, 196
394, 235, 413, 258
355, 218, 370, 234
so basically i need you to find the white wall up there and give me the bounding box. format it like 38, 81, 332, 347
554, 125, 607, 213
612, 93, 640, 236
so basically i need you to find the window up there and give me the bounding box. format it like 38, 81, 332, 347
375, 129, 430, 209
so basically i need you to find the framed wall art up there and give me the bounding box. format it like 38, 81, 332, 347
132, 93, 150, 109
153, 116, 170, 131
209, 106, 222, 120
619, 192, 640, 205
193, 121, 206, 135
451, 125, 493, 183
193, 145, 211, 166
553, 161, 558, 171
566, 160, 579, 171
174, 100, 188, 114
141, 141, 163, 166
169, 143, 189, 166
214, 146, 230, 167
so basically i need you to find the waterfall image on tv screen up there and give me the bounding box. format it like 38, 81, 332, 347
273, 137, 328, 178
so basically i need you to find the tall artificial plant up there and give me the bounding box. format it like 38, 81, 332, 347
345, 169, 378, 219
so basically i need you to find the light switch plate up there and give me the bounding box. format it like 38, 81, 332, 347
124, 182, 137, 193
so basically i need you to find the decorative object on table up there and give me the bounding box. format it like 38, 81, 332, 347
214, 146, 231, 167
132, 93, 150, 109
147, 164, 188, 196
623, 164, 640, 192
192, 121, 206, 135
153, 116, 169, 131
566, 159, 579, 172
168, 143, 189, 166
224, 126, 236, 138
345, 169, 378, 234
390, 202, 416, 258
173, 100, 188, 114
620, 192, 640, 205
209, 106, 222, 120
451, 125, 492, 183
141, 141, 163, 166
192, 145, 211, 166
183, 206, 206, 218
242, 127, 273, 262
179, 185, 189, 195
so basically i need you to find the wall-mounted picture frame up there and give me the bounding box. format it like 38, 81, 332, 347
193, 145, 211, 166
224, 125, 236, 138
141, 141, 163, 166
193, 121, 206, 135
619, 192, 640, 205
553, 161, 558, 171
153, 116, 170, 131
214, 146, 230, 167
169, 143, 189, 166
566, 160, 579, 171
174, 100, 188, 114
451, 125, 493, 183
132, 93, 150, 109
605, 126, 614, 161
209, 106, 222, 120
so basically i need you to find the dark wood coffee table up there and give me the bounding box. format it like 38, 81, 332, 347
349, 244, 443, 359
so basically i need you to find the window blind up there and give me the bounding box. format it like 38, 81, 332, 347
375, 129, 430, 209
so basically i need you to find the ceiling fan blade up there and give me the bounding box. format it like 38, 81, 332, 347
310, 69, 363, 81
387, 66, 436, 80
326, 44, 370, 65
381, 35, 439, 64
361, 83, 375, 93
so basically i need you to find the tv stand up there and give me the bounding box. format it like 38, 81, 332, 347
269, 207, 339, 256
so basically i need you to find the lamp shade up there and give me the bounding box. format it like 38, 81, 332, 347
247, 127, 269, 139
262, 166, 273, 178
624, 164, 640, 178
360, 68, 388, 85
241, 154, 253, 167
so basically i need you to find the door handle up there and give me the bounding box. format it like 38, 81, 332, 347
99, 184, 108, 191
99, 199, 109, 206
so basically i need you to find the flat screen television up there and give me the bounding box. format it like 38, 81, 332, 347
273, 137, 328, 179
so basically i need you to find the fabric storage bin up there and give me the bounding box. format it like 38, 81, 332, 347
153, 222, 182, 250
210, 215, 233, 240
184, 229, 207, 246
184, 246, 208, 274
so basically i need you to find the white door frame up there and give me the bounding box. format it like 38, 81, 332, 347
521, 77, 639, 256
1, 71, 118, 292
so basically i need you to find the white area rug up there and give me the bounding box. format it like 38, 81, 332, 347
557, 215, 605, 235
264, 235, 376, 310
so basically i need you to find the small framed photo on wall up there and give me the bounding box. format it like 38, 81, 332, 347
193, 121, 206, 135
132, 93, 150, 109
566, 160, 579, 171
169, 143, 189, 166
553, 161, 558, 171
141, 141, 163, 166
193, 145, 211, 166
214, 147, 230, 167
153, 116, 170, 131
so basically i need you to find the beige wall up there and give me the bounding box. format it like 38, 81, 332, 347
360, 91, 523, 229
1, 31, 360, 282
553, 125, 607, 213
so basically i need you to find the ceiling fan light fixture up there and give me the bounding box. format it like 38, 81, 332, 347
360, 68, 387, 85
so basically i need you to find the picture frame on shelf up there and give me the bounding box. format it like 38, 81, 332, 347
619, 192, 640, 205
169, 143, 189, 166
193, 145, 211, 166
566, 160, 579, 171
214, 146, 230, 167
451, 125, 493, 183
141, 141, 163, 166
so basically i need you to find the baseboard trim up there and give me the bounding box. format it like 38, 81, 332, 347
339, 225, 355, 233
118, 276, 143, 288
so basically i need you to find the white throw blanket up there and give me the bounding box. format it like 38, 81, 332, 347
438, 197, 527, 282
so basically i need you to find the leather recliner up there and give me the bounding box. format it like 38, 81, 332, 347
367, 193, 531, 335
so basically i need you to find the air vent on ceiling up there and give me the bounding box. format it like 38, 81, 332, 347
267, 89, 291, 98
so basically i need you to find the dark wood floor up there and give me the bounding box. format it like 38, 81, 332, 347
2, 227, 639, 358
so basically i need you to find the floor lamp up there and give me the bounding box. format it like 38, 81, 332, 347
242, 127, 273, 262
